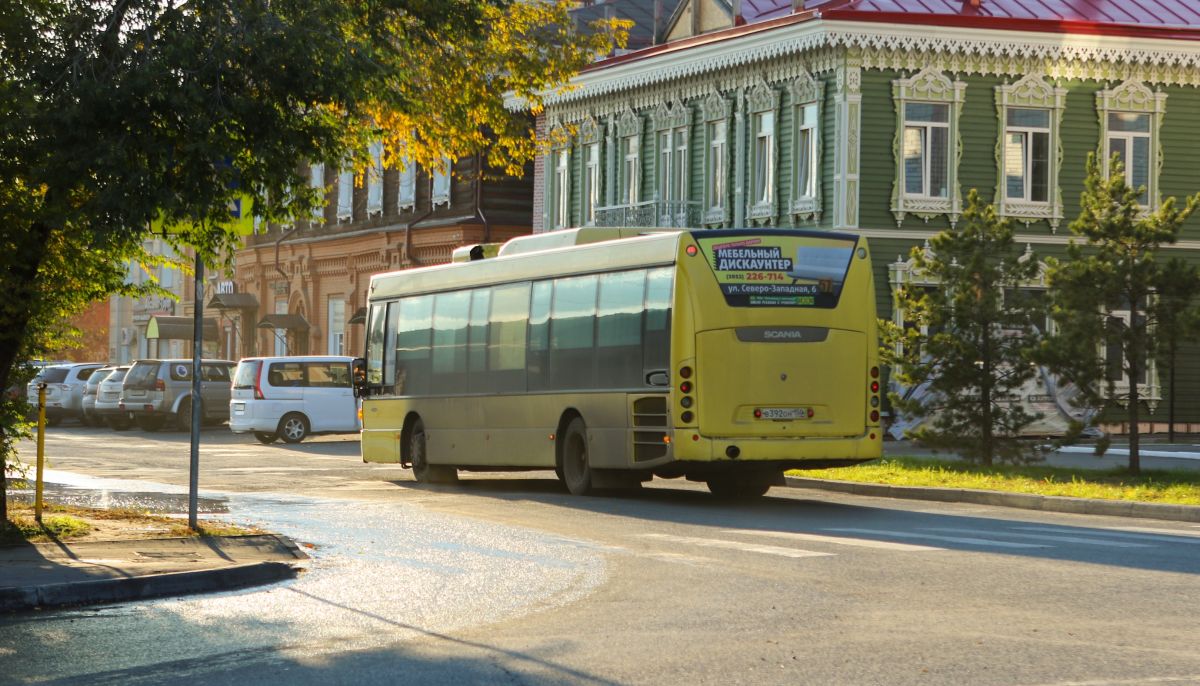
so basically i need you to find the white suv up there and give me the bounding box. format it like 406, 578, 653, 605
26, 363, 105, 426
230, 356, 361, 444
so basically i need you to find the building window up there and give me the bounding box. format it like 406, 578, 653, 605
747, 80, 779, 224
397, 156, 416, 211
366, 141, 384, 216
794, 103, 818, 201
582, 142, 600, 226
274, 299, 288, 356
552, 147, 570, 230
309, 163, 325, 223
1097, 80, 1166, 211
654, 100, 690, 226
892, 68, 966, 226
337, 166, 353, 221
431, 156, 451, 207
328, 297, 345, 355
701, 91, 731, 226
995, 75, 1066, 230
621, 135, 639, 204
789, 70, 824, 222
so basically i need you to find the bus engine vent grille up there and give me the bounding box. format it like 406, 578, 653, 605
632, 396, 669, 462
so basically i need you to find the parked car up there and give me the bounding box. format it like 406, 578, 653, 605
94, 365, 132, 430
26, 363, 105, 426
80, 367, 116, 427
120, 359, 236, 431
230, 356, 360, 444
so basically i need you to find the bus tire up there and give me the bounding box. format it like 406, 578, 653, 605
410, 418, 457, 484
278, 413, 309, 444
560, 417, 594, 496
706, 475, 771, 500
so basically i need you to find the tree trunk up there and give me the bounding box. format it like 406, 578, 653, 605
0, 221, 53, 523
1168, 338, 1177, 443
1127, 305, 1141, 475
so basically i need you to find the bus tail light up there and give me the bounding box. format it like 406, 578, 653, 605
870, 410, 880, 423
870, 380, 880, 393
681, 411, 694, 423
679, 366, 692, 379
686, 245, 698, 257
870, 366, 879, 379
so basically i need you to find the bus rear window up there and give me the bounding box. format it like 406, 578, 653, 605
695, 232, 856, 308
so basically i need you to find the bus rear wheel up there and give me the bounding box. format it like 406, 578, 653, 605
410, 418, 457, 484
706, 475, 772, 500
560, 417, 593, 496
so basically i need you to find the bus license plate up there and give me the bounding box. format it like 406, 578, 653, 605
760, 407, 807, 420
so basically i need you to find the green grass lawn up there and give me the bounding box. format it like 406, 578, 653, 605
791, 457, 1200, 506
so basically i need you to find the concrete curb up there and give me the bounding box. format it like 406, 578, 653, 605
784, 477, 1200, 523
0, 560, 301, 614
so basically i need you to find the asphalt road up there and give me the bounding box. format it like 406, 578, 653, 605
3, 424, 1200, 685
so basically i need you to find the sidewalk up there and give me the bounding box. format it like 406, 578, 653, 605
0, 534, 308, 613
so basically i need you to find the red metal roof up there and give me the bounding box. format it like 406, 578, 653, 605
806, 0, 1200, 31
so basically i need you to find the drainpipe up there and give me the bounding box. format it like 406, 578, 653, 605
271, 224, 299, 354
474, 152, 492, 243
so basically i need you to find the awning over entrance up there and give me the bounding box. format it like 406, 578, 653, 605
208, 293, 260, 310
146, 316, 220, 341
257, 314, 311, 331
348, 307, 367, 325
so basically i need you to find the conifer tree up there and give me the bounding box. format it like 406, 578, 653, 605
888, 189, 1047, 465
1045, 153, 1200, 473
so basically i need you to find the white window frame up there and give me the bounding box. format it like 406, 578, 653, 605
653, 100, 691, 227
790, 71, 824, 222
337, 166, 354, 221
309, 163, 326, 223
397, 155, 416, 211
582, 141, 600, 226
701, 91, 731, 226
747, 80, 779, 224
616, 108, 642, 206
328, 297, 345, 355
1097, 80, 1166, 212
432, 156, 451, 207
366, 141, 384, 217
552, 147, 570, 230
891, 68, 965, 227
995, 75, 1066, 230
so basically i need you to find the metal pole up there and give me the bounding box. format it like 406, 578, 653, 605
189, 253, 203, 530
35, 383, 46, 524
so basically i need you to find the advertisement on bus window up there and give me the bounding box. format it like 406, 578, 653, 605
695, 233, 856, 307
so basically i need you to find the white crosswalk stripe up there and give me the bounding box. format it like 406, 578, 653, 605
639, 533, 834, 559
725, 529, 944, 552
823, 528, 1050, 549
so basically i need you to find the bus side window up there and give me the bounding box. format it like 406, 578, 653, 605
526, 281, 552, 392
432, 291, 470, 395
467, 289, 491, 394
597, 270, 645, 389
549, 274, 598, 391
395, 296, 433, 396
383, 301, 400, 393
643, 267, 673, 379
488, 282, 530, 394
366, 304, 387, 386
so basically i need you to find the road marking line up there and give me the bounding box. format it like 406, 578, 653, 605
639, 533, 834, 559
723, 529, 943, 552
1055, 445, 1200, 461
824, 528, 1050, 549
927, 527, 1153, 548
1015, 526, 1200, 544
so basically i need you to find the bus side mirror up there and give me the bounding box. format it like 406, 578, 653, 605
352, 358, 368, 398
645, 370, 670, 387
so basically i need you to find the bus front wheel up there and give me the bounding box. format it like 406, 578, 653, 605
560, 417, 594, 496
410, 418, 458, 484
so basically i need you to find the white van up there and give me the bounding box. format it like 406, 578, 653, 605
230, 356, 360, 443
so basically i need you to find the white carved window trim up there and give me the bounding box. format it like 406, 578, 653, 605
309, 163, 326, 223
1097, 80, 1166, 211
995, 75, 1065, 231
617, 109, 642, 205
702, 91, 731, 227
747, 80, 779, 225
431, 156, 452, 207
653, 101, 691, 226
336, 166, 354, 221
552, 145, 570, 230
790, 71, 824, 222
397, 155, 417, 211
366, 141, 384, 217
891, 68, 966, 227
579, 117, 602, 227
1104, 297, 1161, 409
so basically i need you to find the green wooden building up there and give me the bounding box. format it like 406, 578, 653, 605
533, 0, 1200, 433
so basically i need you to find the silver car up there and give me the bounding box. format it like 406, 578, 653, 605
93, 366, 132, 430
26, 363, 105, 426
120, 359, 236, 431
80, 367, 116, 427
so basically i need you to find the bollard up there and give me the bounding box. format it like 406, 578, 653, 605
35, 382, 46, 524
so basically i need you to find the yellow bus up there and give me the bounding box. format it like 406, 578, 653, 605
359, 228, 882, 498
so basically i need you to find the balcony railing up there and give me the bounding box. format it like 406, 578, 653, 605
593, 201, 703, 228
